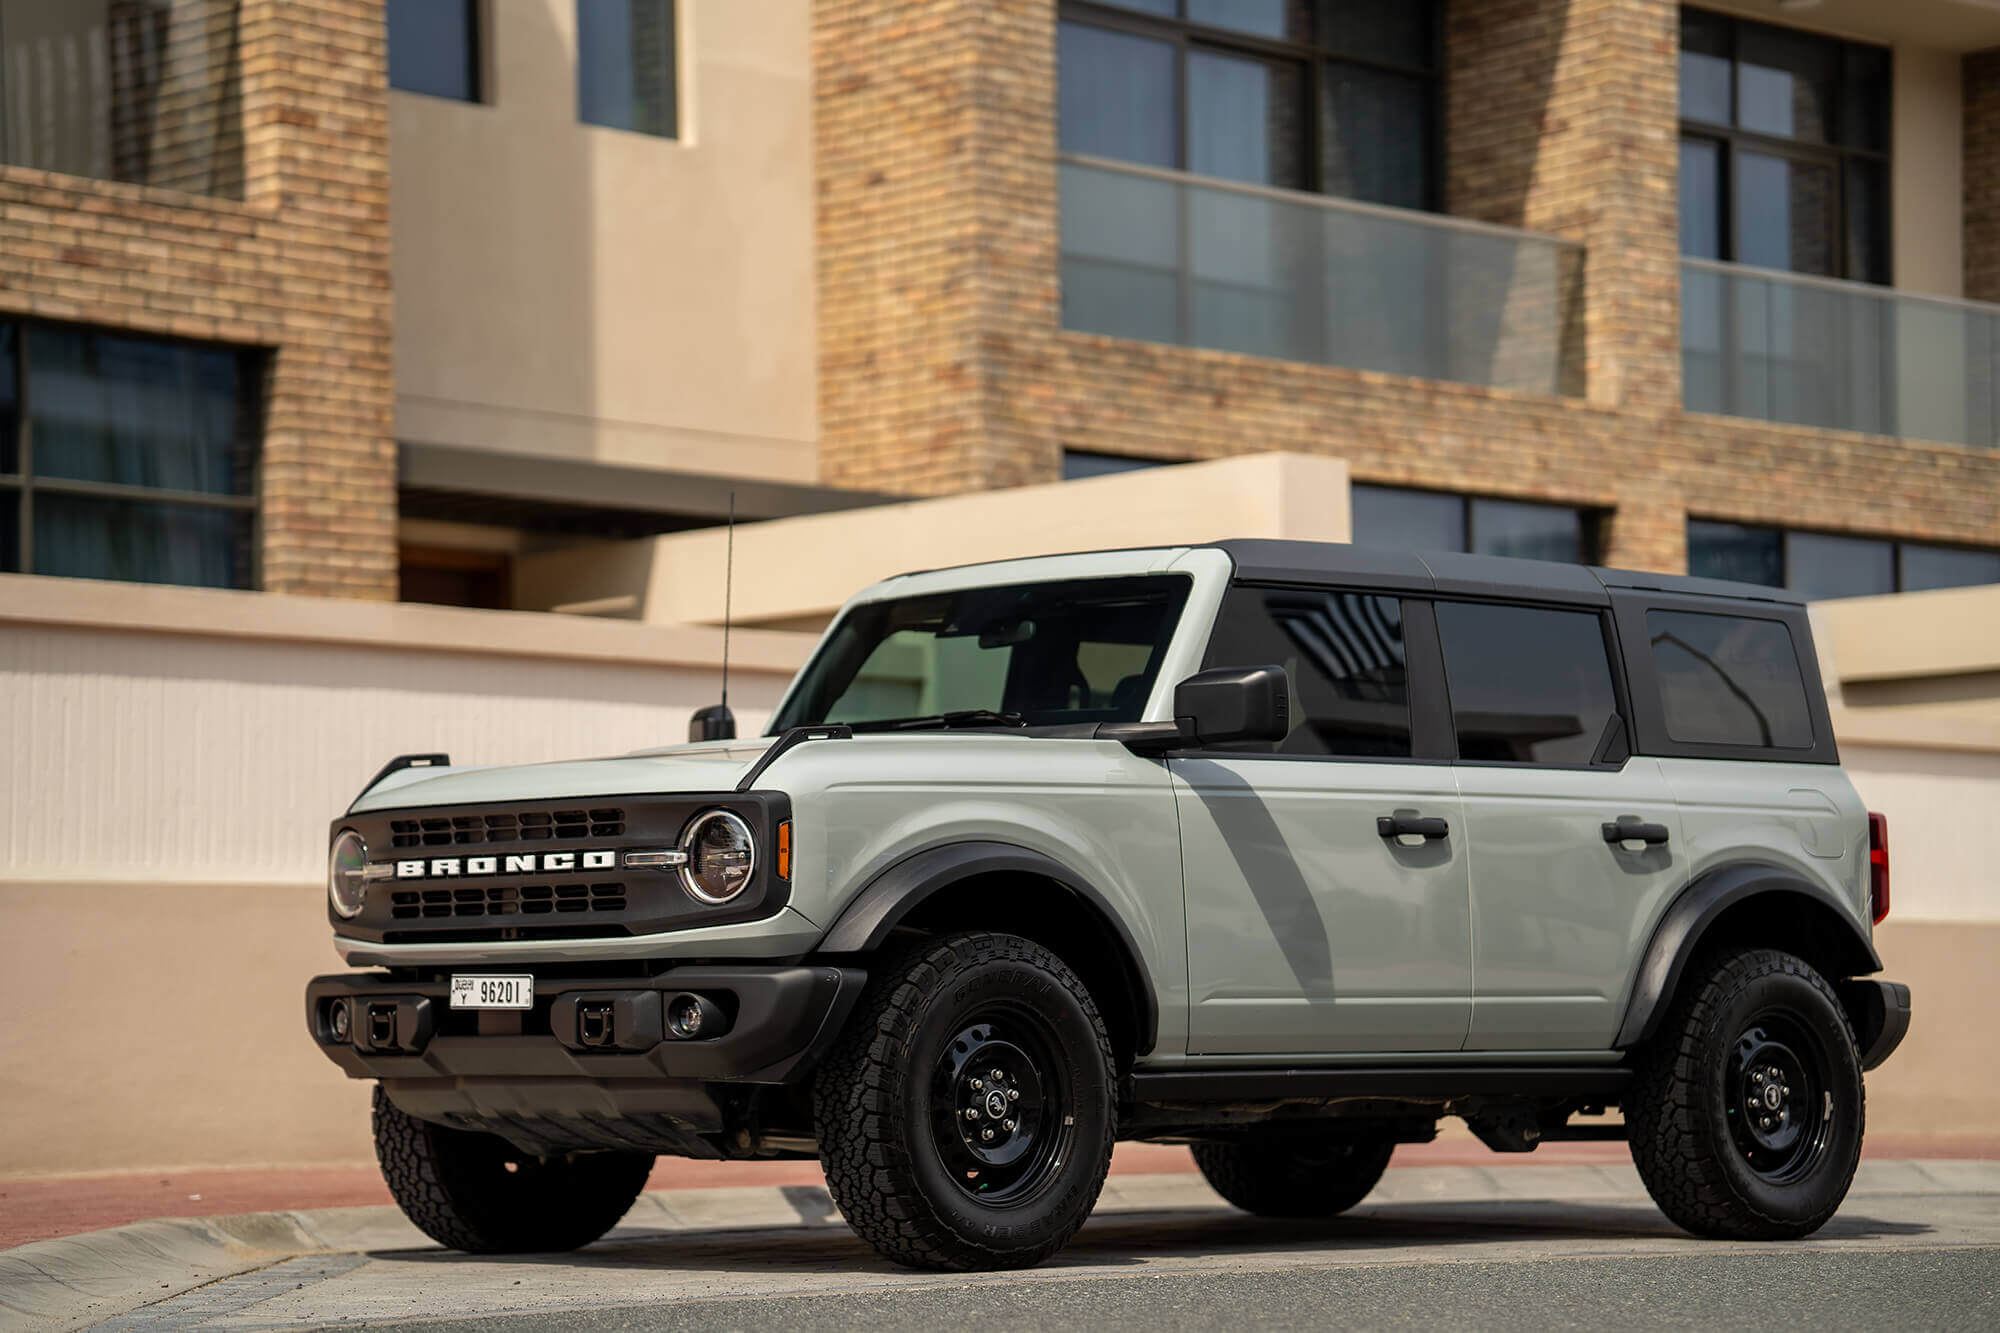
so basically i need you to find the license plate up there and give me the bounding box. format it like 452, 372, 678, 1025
450, 974, 534, 1010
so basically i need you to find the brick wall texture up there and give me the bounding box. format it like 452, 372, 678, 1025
814, 0, 2000, 575
0, 0, 394, 600
1967, 48, 2000, 306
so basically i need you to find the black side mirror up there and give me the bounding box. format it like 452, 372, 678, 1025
1098, 664, 1290, 754
688, 703, 736, 742
1174, 664, 1289, 746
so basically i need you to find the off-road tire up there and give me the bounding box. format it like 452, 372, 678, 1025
813, 931, 1117, 1271
1627, 947, 1864, 1240
1192, 1133, 1395, 1218
372, 1086, 653, 1253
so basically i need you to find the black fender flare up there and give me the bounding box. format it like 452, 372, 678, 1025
1614, 861, 1882, 1050
816, 841, 1160, 1055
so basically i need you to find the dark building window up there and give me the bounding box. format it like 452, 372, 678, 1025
1435, 602, 1620, 766
387, 0, 481, 102
1058, 1, 1439, 210
0, 320, 260, 588
1061, 450, 1172, 480
578, 0, 677, 138
0, 0, 245, 196
1688, 520, 2000, 599
1350, 485, 1597, 564
1677, 8, 1889, 284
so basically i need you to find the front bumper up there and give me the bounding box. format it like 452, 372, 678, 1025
305, 964, 865, 1154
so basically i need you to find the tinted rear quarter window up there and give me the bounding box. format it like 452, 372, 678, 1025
1203, 586, 1412, 757
1435, 602, 1618, 765
1645, 609, 1814, 748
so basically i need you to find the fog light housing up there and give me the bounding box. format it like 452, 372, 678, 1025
328, 998, 351, 1043
665, 992, 729, 1040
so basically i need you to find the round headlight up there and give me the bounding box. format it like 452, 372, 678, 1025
679, 810, 755, 905
328, 829, 370, 919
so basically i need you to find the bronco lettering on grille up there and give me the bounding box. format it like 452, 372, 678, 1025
393, 849, 618, 879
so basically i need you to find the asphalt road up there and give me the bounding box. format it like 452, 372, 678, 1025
81, 1172, 2000, 1332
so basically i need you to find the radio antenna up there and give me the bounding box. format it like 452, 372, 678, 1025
687, 493, 739, 742
721, 491, 734, 713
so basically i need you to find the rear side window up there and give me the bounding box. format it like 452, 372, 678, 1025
1203, 586, 1411, 757
1435, 602, 1618, 765
1645, 610, 1813, 748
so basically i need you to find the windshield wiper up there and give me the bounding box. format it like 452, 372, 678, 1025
851, 709, 1028, 732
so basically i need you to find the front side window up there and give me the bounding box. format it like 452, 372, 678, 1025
1058, 1, 1439, 209
1202, 586, 1411, 757
1677, 8, 1888, 283
578, 0, 678, 138
1646, 609, 1813, 748
387, 0, 481, 102
0, 320, 260, 588
1436, 602, 1619, 766
772, 576, 1190, 731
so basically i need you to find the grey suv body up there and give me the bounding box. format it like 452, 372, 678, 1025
308, 540, 1910, 1270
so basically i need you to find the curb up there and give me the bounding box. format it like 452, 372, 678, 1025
6, 1160, 1998, 1331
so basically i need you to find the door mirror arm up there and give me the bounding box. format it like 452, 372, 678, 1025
1099, 665, 1290, 755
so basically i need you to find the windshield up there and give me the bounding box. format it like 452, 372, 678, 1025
770, 575, 1192, 732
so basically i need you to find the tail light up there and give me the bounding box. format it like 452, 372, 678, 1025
1867, 812, 1890, 924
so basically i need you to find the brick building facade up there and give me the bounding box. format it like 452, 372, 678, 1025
815, 0, 2000, 580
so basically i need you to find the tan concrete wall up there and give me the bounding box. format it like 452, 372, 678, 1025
390, 0, 817, 483
1896, 44, 1967, 299
514, 452, 1353, 629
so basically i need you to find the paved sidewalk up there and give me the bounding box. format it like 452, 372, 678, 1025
6, 1159, 1997, 1331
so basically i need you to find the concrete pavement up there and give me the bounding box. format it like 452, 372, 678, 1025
6, 1159, 1999, 1330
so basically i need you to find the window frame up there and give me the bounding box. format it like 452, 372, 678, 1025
386, 0, 485, 104
1677, 7, 1891, 284
1349, 483, 1603, 565
1611, 589, 1839, 765
1430, 596, 1636, 772
1686, 517, 2000, 597
1059, 0, 1445, 209
0, 317, 263, 586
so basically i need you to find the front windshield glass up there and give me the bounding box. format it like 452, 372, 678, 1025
770, 575, 1192, 732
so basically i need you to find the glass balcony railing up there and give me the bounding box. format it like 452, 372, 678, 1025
1058, 155, 1585, 397
1682, 259, 2000, 449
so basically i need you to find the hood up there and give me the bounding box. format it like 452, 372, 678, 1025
348, 737, 778, 814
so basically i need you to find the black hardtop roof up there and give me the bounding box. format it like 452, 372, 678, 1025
1209, 539, 1806, 607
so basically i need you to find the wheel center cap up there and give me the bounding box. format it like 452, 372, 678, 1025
1762, 1084, 1784, 1111
985, 1089, 1009, 1119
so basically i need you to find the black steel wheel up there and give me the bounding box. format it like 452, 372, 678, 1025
814, 931, 1116, 1271
1628, 947, 1863, 1240
1193, 1131, 1395, 1218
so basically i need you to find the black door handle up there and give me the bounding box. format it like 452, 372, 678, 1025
1602, 817, 1671, 846
1378, 815, 1449, 841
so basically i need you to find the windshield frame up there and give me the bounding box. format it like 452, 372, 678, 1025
768, 571, 1196, 735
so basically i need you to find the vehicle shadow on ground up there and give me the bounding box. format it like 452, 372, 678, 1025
367, 1201, 1930, 1276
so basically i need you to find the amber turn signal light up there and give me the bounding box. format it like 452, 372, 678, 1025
776, 820, 792, 880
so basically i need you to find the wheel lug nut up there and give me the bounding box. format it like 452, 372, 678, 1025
1008, 1089, 1020, 1101
981, 1128, 994, 1141
1004, 1119, 1016, 1131
965, 1108, 980, 1121
989, 1069, 1003, 1083
971, 1079, 983, 1091
1752, 1072, 1764, 1084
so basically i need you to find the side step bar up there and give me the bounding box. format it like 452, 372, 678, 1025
1128, 1066, 1631, 1104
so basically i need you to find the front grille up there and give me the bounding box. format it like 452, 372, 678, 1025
390, 882, 629, 919
390, 807, 626, 849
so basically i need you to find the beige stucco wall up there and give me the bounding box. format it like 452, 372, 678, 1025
1894, 43, 1966, 300
515, 452, 1355, 629
389, 0, 817, 482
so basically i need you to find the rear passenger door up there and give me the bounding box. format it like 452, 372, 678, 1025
1437, 600, 1688, 1052
1174, 584, 1473, 1054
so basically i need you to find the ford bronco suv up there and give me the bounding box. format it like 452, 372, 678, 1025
307, 540, 1910, 1271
